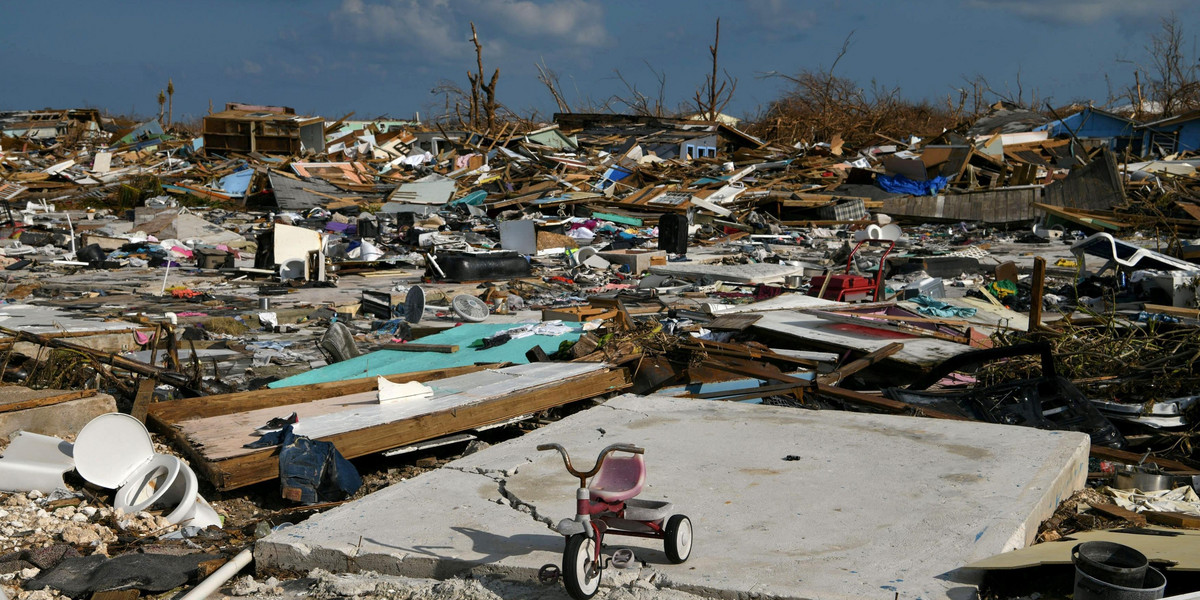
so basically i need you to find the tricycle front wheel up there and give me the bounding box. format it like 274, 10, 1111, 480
563, 533, 602, 600
664, 514, 692, 563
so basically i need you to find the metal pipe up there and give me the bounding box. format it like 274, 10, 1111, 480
178, 548, 252, 600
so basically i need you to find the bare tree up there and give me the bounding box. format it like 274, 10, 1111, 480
157, 90, 165, 125
1145, 14, 1200, 117
610, 61, 669, 117
536, 58, 571, 114
693, 18, 737, 121
466, 22, 500, 131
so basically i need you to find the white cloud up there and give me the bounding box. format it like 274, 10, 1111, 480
744, 0, 819, 33
330, 0, 609, 62
969, 0, 1187, 24
332, 0, 466, 60
242, 60, 263, 75
470, 0, 608, 46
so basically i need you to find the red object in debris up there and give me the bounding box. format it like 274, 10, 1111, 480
170, 288, 203, 299
806, 239, 895, 302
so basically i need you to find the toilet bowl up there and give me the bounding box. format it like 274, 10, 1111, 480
74, 413, 221, 529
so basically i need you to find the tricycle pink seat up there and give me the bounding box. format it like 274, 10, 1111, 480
588, 454, 644, 502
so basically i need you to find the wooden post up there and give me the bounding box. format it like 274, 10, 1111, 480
1028, 257, 1047, 332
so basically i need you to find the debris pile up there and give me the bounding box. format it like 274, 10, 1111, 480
4, 97, 1200, 599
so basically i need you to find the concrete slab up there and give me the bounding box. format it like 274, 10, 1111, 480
0, 390, 117, 439
257, 394, 1089, 600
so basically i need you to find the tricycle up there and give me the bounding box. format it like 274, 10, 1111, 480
537, 443, 692, 599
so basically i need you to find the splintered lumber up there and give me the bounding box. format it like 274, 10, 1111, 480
153, 362, 631, 490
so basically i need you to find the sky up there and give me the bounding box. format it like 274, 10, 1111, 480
4, 0, 1200, 125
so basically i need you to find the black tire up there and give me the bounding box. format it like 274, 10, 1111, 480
562, 533, 602, 600
664, 514, 693, 563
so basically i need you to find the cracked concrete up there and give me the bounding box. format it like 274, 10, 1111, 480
256, 394, 1089, 600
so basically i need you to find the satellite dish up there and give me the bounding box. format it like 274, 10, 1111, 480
451, 294, 490, 323
404, 286, 426, 324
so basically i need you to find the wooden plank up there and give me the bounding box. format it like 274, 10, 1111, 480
683, 338, 819, 367
1146, 511, 1200, 529
381, 343, 460, 353
816, 342, 904, 385
0, 390, 95, 415
130, 377, 155, 423
1029, 257, 1046, 331
199, 366, 631, 490
1089, 446, 1200, 476
705, 313, 763, 331
146, 364, 499, 423
1090, 502, 1148, 526
1143, 304, 1200, 319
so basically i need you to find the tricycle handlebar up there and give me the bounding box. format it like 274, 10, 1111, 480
538, 442, 643, 484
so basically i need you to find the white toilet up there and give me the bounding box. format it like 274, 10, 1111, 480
74, 413, 221, 529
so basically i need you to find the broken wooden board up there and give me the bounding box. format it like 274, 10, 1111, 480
156, 362, 631, 490
705, 313, 763, 331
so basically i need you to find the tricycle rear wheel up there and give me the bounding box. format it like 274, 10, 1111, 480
563, 533, 602, 599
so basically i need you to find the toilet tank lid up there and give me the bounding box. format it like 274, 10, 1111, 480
74, 413, 156, 488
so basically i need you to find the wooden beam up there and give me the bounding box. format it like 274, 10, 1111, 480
816, 342, 904, 385
1029, 257, 1046, 332
192, 367, 632, 490
1146, 511, 1200, 529
1090, 502, 1147, 526
1089, 446, 1200, 475
683, 338, 819, 367
0, 390, 96, 415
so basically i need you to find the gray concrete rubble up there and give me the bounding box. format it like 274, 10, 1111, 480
257, 394, 1089, 600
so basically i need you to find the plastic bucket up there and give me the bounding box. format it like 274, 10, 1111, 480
1073, 542, 1149, 588
1074, 565, 1165, 600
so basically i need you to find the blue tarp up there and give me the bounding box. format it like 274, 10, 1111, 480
910, 296, 978, 318
268, 322, 583, 388
877, 174, 949, 196
217, 167, 254, 198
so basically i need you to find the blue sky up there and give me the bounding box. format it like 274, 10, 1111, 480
4, 0, 1199, 124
